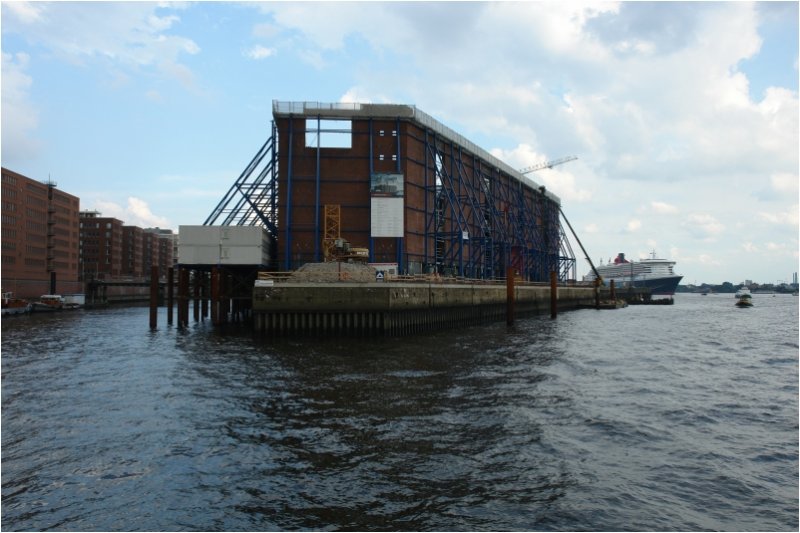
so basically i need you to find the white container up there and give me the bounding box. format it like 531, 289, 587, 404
178, 225, 270, 265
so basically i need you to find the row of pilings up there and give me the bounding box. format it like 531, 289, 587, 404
148, 265, 252, 329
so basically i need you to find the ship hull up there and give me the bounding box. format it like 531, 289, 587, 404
603, 275, 683, 296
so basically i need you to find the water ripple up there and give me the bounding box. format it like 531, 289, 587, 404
2, 297, 798, 531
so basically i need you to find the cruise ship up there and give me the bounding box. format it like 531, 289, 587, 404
583, 251, 683, 295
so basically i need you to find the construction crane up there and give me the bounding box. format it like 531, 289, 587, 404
517, 154, 598, 281
519, 155, 577, 175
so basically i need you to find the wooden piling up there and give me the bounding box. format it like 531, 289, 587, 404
594, 278, 601, 309
506, 267, 515, 325
178, 268, 189, 327
201, 272, 208, 320
220, 272, 229, 325
167, 267, 174, 325
550, 271, 558, 319
210, 267, 219, 325
149, 265, 158, 329
193, 271, 200, 322
610, 279, 616, 302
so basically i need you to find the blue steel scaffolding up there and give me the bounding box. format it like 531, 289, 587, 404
204, 121, 279, 238
413, 129, 575, 281
205, 103, 577, 281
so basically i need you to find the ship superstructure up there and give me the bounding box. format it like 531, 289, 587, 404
584, 251, 683, 295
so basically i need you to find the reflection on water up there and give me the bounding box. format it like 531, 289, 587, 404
2, 296, 798, 531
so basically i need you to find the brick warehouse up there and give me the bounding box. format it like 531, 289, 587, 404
1, 167, 82, 298
2, 168, 176, 300
207, 101, 576, 282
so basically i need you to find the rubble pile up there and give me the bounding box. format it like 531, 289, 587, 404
289, 262, 377, 283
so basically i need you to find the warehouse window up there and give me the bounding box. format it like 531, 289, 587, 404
305, 119, 352, 149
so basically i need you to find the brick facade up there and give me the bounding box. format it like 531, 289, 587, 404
1, 167, 82, 298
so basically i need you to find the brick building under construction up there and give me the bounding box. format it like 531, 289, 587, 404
206, 101, 576, 282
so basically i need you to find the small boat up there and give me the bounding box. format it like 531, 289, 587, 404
735, 287, 753, 307
2, 292, 31, 315
30, 294, 65, 312
735, 287, 752, 299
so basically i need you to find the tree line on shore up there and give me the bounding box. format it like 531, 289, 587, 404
677, 282, 799, 294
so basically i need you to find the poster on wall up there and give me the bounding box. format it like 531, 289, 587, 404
370, 173, 404, 237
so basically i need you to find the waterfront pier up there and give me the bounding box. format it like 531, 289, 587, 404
251, 280, 597, 337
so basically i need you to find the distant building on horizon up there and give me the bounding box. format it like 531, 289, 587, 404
122, 225, 144, 277
79, 210, 124, 281
144, 227, 176, 273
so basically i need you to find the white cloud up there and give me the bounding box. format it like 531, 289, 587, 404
4, 1, 43, 23
758, 207, 799, 226
127, 197, 169, 228
685, 213, 725, 239
2, 3, 200, 86
625, 219, 642, 232
245, 45, 276, 60
490, 144, 591, 202
770, 173, 799, 195
1, 52, 40, 163
638, 200, 678, 215
92, 197, 169, 228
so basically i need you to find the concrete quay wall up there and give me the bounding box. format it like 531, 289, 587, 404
253, 283, 596, 336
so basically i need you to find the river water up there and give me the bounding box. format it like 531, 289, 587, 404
2, 294, 798, 531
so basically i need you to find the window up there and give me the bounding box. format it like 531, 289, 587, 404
305, 119, 352, 149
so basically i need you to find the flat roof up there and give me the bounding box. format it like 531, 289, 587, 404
272, 101, 560, 204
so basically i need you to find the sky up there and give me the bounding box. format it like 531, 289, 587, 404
1, 1, 798, 285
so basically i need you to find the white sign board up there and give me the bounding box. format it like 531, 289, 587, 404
371, 197, 404, 237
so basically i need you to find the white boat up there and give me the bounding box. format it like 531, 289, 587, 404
583, 250, 683, 295
735, 287, 752, 299
735, 287, 753, 307
2, 292, 31, 315
30, 294, 65, 312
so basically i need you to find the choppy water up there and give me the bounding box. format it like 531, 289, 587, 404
2, 294, 798, 531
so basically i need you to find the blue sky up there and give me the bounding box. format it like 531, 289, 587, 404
2, 1, 797, 285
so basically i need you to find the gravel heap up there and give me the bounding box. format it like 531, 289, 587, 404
289, 262, 377, 283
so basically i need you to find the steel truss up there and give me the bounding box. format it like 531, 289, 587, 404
418, 131, 575, 282
204, 122, 279, 238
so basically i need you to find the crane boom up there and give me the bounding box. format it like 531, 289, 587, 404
519, 155, 577, 175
